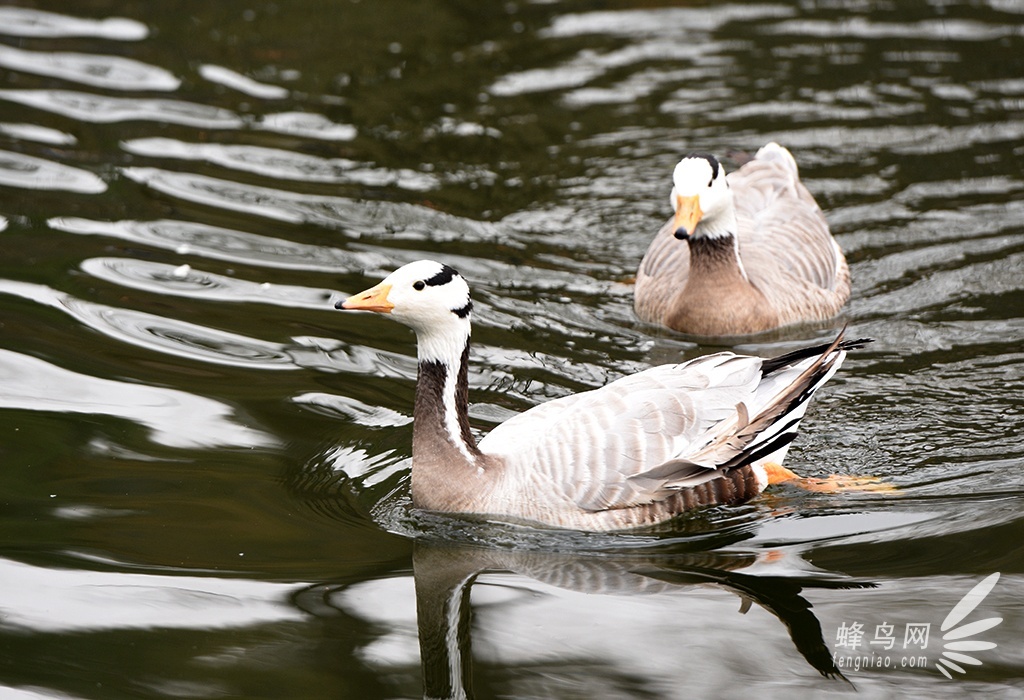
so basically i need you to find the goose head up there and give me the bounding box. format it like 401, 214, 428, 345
669, 153, 734, 241
337, 260, 473, 362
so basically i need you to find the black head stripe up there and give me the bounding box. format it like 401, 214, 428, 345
685, 153, 720, 180
452, 300, 473, 318
424, 264, 459, 287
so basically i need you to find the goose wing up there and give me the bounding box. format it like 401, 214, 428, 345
634, 217, 690, 324
479, 352, 767, 511
731, 144, 847, 296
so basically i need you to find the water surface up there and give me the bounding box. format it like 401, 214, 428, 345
1, 1, 1022, 698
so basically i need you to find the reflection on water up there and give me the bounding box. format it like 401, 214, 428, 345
0, 44, 180, 91
198, 64, 290, 100
404, 541, 873, 697
0, 88, 246, 128
80, 257, 338, 309
122, 138, 433, 189
0, 7, 148, 40
49, 216, 389, 272
0, 149, 105, 192
0, 0, 1023, 697
0, 557, 305, 632
0, 347, 276, 448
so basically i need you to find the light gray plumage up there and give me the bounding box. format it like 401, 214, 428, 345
339, 259, 863, 531
635, 142, 850, 336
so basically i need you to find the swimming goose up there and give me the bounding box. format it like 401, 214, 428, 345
338, 260, 868, 531
634, 142, 850, 336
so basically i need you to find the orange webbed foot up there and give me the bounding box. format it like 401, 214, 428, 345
763, 462, 897, 493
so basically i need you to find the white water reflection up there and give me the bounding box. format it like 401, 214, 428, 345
0, 7, 147, 40
0, 349, 275, 448
118, 167, 497, 241
539, 5, 794, 38
0, 557, 303, 632
0, 122, 77, 145
0, 89, 244, 128
293, 392, 412, 428
0, 280, 298, 371
0, 44, 179, 91
257, 111, 357, 141
0, 149, 106, 193
765, 17, 1023, 41
122, 166, 365, 225
121, 137, 437, 189
50, 217, 389, 272
81, 257, 338, 309
490, 5, 789, 98
199, 64, 289, 99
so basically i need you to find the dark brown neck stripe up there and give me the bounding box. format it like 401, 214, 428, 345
689, 233, 736, 257
414, 340, 481, 457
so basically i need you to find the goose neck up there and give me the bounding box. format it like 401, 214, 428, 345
691, 217, 748, 282
413, 331, 482, 468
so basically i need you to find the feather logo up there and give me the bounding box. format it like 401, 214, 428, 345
935, 573, 1002, 679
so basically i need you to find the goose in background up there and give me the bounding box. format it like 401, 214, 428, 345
634, 142, 850, 337
337, 260, 880, 532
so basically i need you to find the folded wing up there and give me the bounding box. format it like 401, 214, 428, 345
479, 353, 766, 511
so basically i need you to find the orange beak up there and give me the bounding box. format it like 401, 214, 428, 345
337, 282, 394, 313
672, 194, 703, 240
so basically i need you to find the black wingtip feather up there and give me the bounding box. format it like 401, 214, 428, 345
760, 332, 873, 377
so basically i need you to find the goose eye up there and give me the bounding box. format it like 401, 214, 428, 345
413, 280, 425, 291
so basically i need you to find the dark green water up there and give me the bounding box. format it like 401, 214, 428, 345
1, 1, 1022, 698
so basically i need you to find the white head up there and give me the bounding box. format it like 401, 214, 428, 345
669, 153, 734, 240
338, 260, 472, 362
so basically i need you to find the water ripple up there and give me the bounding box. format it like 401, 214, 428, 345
0, 349, 274, 448
50, 217, 388, 273
0, 45, 179, 91
766, 17, 1023, 41
118, 167, 498, 242
0, 280, 298, 371
0, 7, 147, 40
121, 137, 437, 190
0, 557, 302, 632
0, 122, 77, 146
120, 166, 366, 226
293, 393, 412, 428
0, 89, 243, 128
0, 149, 105, 193
542, 5, 790, 39
490, 5, 791, 98
80, 257, 337, 309
63, 301, 298, 371
199, 64, 289, 100
0, 0, 1022, 694
0, 88, 358, 141
256, 112, 357, 142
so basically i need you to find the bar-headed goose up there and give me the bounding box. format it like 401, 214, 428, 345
338, 260, 871, 531
635, 142, 850, 336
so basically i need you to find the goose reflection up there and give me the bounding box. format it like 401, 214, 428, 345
409, 538, 872, 699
